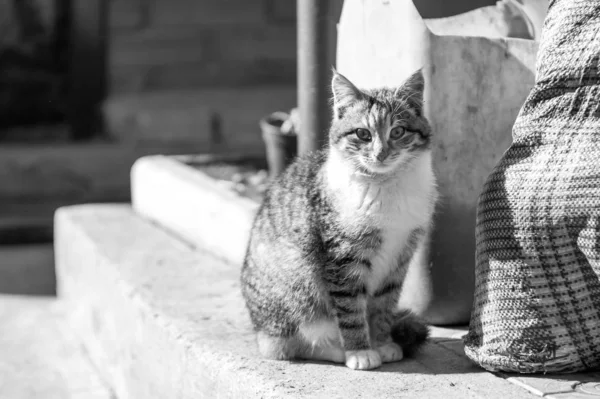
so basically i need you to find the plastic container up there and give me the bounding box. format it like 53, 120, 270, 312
260, 112, 298, 178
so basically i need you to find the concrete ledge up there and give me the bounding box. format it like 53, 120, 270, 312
0, 295, 112, 398
0, 142, 207, 202
0, 143, 209, 246
131, 155, 259, 264
56, 204, 543, 398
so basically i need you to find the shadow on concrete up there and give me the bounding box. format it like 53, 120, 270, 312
288, 335, 487, 376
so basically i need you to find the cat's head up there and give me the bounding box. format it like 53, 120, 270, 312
329, 69, 431, 176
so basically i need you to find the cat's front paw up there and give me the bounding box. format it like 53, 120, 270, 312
376, 342, 404, 363
345, 349, 382, 370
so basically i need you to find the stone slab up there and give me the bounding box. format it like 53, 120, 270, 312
503, 372, 600, 398
544, 394, 600, 399
55, 204, 542, 399
550, 392, 600, 399
0, 295, 112, 399
131, 155, 259, 265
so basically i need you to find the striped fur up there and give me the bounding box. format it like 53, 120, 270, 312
241, 69, 437, 370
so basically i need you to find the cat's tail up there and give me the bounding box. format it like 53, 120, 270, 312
390, 309, 430, 357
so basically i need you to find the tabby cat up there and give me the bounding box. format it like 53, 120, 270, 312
241, 69, 437, 370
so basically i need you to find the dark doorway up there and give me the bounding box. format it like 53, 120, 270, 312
0, 0, 107, 142
0, 1, 68, 136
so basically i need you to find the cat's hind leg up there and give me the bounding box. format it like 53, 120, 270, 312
376, 342, 404, 363
301, 345, 381, 370
256, 330, 345, 363
296, 319, 345, 364
296, 319, 382, 369
369, 273, 428, 363
257, 331, 300, 360
390, 309, 429, 357
368, 277, 408, 364
297, 343, 345, 363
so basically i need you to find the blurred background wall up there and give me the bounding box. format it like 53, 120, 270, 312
109, 0, 297, 94
0, 0, 506, 294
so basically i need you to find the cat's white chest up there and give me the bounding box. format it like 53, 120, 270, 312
325, 154, 436, 293
360, 179, 430, 292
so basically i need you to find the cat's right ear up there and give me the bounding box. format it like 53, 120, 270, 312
331, 68, 363, 119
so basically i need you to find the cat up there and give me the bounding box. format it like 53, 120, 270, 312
241, 68, 438, 370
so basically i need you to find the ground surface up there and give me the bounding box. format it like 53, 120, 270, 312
0, 295, 113, 399
55, 204, 600, 399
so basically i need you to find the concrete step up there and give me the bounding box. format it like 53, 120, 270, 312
55, 204, 545, 399
131, 154, 260, 265
0, 295, 113, 399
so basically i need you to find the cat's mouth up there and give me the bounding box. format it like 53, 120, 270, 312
357, 159, 397, 176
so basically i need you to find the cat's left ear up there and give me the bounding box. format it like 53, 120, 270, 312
397, 69, 425, 115
331, 68, 363, 119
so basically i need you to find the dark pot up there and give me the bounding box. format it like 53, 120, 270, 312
260, 112, 297, 178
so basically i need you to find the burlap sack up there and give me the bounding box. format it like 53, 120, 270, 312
465, 0, 600, 373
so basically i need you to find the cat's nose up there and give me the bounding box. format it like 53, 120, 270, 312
376, 150, 388, 162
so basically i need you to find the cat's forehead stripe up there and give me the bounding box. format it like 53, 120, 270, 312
368, 107, 377, 129
362, 102, 390, 132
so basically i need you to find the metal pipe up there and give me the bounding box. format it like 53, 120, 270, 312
297, 0, 336, 156
69, 0, 108, 140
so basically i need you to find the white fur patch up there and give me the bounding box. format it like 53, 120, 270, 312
299, 319, 341, 348
324, 149, 437, 294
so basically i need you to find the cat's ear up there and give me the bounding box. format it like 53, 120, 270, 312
331, 68, 363, 119
396, 69, 425, 115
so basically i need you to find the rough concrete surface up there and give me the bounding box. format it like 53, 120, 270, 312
131, 155, 259, 266
503, 373, 600, 398
0, 295, 113, 399
55, 204, 547, 399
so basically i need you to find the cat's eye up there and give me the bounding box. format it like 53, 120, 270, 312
390, 126, 406, 140
355, 128, 372, 142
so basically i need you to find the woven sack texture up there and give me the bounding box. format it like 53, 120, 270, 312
464, 0, 600, 373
